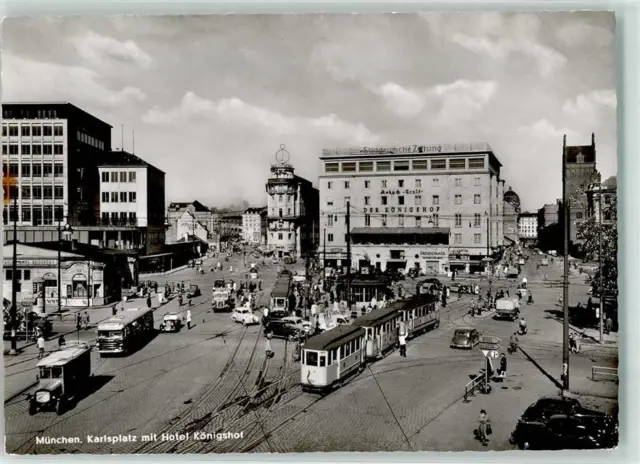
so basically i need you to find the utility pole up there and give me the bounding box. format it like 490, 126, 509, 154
562, 134, 570, 392
58, 218, 63, 315
598, 174, 604, 343
9, 195, 18, 355
486, 212, 490, 257
346, 201, 351, 304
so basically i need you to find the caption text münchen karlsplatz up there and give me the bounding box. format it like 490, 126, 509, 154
35, 432, 245, 445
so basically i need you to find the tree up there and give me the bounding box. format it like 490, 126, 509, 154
577, 196, 618, 297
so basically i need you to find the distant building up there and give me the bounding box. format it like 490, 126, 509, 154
98, 150, 166, 255
242, 207, 267, 244
586, 176, 617, 224
166, 201, 218, 243
220, 212, 243, 241
518, 212, 538, 240
503, 186, 521, 245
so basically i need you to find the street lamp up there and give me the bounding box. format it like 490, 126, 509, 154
57, 220, 73, 315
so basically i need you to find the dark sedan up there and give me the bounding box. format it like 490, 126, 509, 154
265, 320, 303, 341
262, 310, 289, 326
450, 328, 481, 349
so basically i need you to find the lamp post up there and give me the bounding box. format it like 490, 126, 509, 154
57, 219, 73, 315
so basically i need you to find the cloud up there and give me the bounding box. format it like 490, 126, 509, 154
142, 92, 378, 145
424, 12, 567, 77
68, 31, 155, 69
563, 89, 617, 114
2, 53, 147, 108
518, 118, 579, 139
556, 21, 614, 48
370, 83, 428, 118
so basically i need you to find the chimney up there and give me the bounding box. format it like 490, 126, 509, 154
592, 132, 595, 147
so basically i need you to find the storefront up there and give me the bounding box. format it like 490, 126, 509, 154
321, 249, 348, 272
449, 247, 489, 274
352, 245, 450, 275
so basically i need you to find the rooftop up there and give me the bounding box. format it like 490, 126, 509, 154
2, 101, 113, 128
322, 143, 493, 157
99, 150, 165, 174
303, 325, 365, 351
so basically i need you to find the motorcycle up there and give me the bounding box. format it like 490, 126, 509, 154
519, 326, 528, 335
508, 342, 518, 354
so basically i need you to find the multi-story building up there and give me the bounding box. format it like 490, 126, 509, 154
2, 102, 112, 233
503, 187, 521, 245
98, 150, 166, 255
319, 143, 505, 275
220, 212, 243, 241
564, 133, 599, 243
242, 207, 267, 244
166, 201, 218, 243
586, 176, 617, 224
265, 155, 319, 259
518, 212, 538, 240
537, 202, 560, 230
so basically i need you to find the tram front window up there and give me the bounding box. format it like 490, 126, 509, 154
305, 351, 318, 366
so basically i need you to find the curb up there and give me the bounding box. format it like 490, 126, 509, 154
4, 380, 38, 405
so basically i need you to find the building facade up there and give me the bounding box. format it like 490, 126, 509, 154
564, 133, 598, 243
166, 201, 218, 243
503, 187, 521, 245
518, 212, 538, 240
2, 102, 112, 230
242, 207, 267, 244
586, 176, 617, 224
265, 157, 319, 259
220, 213, 243, 241
319, 143, 505, 274
98, 150, 166, 255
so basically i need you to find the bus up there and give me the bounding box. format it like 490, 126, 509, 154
96, 307, 155, 356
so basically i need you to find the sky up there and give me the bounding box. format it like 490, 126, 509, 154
1, 12, 617, 212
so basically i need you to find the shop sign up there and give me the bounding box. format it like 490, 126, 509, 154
328, 248, 343, 253
419, 250, 448, 258
380, 189, 423, 195
450, 249, 470, 255
45, 297, 67, 305
363, 145, 443, 154
3, 258, 57, 267
363, 206, 441, 214
449, 255, 470, 262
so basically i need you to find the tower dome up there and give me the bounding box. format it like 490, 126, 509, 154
503, 186, 521, 214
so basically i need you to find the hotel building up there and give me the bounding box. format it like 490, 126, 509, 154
319, 143, 506, 274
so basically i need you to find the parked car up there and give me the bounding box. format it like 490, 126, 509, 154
262, 310, 289, 326
281, 316, 305, 330
186, 285, 201, 298
160, 313, 184, 332
232, 307, 260, 326
264, 320, 303, 341
422, 278, 443, 290
450, 328, 481, 349
519, 396, 611, 422
292, 271, 307, 283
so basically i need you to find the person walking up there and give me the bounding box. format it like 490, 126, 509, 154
477, 409, 491, 446
186, 309, 192, 330
83, 311, 90, 329
265, 333, 273, 358
398, 332, 407, 357
146, 294, 152, 309
58, 335, 66, 350
37, 335, 46, 359
76, 312, 82, 331
605, 316, 613, 335
499, 353, 507, 378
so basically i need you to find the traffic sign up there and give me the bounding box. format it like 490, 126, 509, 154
481, 349, 499, 358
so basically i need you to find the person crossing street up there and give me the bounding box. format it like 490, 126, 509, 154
399, 332, 407, 357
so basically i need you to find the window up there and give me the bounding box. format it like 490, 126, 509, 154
102, 192, 109, 202
454, 233, 463, 244
9, 144, 19, 155
431, 159, 446, 170
377, 161, 391, 171
128, 171, 136, 182
474, 194, 481, 204
455, 177, 462, 187
277, 233, 283, 240
43, 164, 53, 177
129, 192, 137, 202
327, 181, 332, 190
432, 177, 439, 186
398, 214, 404, 227
413, 160, 428, 170
604, 195, 612, 205
111, 172, 118, 182
398, 196, 405, 206
53, 144, 63, 155
32, 186, 42, 199
454, 194, 462, 205
415, 179, 422, 188
344, 181, 350, 189
9, 163, 19, 176
359, 161, 374, 172
129, 212, 137, 223
342, 162, 356, 172
326, 198, 334, 207
468, 157, 485, 169
101, 172, 109, 182
22, 208, 31, 222
120, 192, 127, 202
21, 126, 31, 136
433, 213, 439, 226
398, 179, 405, 187
21, 164, 30, 177
381, 214, 387, 227
328, 233, 334, 242
54, 126, 63, 136
111, 192, 118, 202
364, 180, 370, 188
325, 162, 339, 173
474, 213, 481, 227
43, 186, 53, 199
415, 195, 422, 206
455, 214, 462, 228
327, 215, 334, 227
415, 216, 421, 227
278, 195, 283, 203
365, 214, 371, 226
54, 186, 63, 199
21, 144, 31, 155
394, 161, 410, 171
54, 165, 63, 177
43, 126, 52, 136
576, 212, 583, 219
381, 180, 387, 188
432, 195, 439, 205
21, 186, 30, 199
449, 158, 466, 169
474, 177, 481, 186
32, 165, 42, 177
120, 172, 127, 182
381, 196, 388, 205
32, 145, 42, 155
364, 196, 370, 206
32, 126, 42, 136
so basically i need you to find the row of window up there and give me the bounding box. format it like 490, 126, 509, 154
101, 191, 137, 203
327, 194, 483, 208
101, 171, 137, 183
303, 337, 362, 367
327, 211, 488, 229
3, 205, 64, 224
5, 185, 64, 199
4, 164, 64, 177
100, 212, 137, 224
325, 157, 486, 174
269, 232, 293, 241
2, 144, 64, 155
77, 131, 105, 150
328, 176, 484, 190
324, 230, 483, 245
2, 125, 64, 137
5, 269, 32, 281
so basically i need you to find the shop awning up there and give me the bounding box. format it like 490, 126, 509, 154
351, 227, 450, 246
387, 258, 407, 263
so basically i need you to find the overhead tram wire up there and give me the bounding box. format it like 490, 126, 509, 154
366, 365, 414, 452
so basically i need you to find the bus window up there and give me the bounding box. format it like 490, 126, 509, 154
319, 354, 326, 367
305, 351, 318, 366
39, 367, 51, 379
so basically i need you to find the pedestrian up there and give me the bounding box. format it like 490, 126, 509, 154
178, 294, 183, 307
605, 316, 613, 335
499, 353, 507, 378
37, 335, 46, 359
399, 332, 407, 357
265, 332, 273, 358
58, 335, 66, 350
76, 312, 82, 331
477, 409, 491, 446
83, 311, 90, 329
186, 309, 192, 329
146, 295, 152, 309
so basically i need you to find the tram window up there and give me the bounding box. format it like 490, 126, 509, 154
52, 367, 63, 379
39, 367, 51, 379
351, 340, 355, 352
319, 355, 326, 367
345, 344, 350, 356
306, 351, 318, 366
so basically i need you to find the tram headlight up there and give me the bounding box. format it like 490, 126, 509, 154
36, 391, 51, 403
